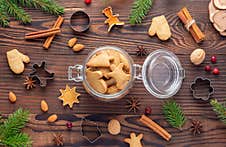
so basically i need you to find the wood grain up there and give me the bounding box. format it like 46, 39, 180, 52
0, 0, 226, 146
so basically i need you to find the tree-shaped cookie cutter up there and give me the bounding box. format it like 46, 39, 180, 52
80, 118, 102, 143
190, 77, 214, 101
29, 61, 54, 87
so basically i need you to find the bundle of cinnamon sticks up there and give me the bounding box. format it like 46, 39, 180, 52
177, 7, 205, 43
139, 115, 172, 141
25, 16, 64, 49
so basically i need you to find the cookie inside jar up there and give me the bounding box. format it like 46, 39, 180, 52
85, 49, 131, 95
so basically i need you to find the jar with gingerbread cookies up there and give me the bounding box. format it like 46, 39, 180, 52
68, 46, 185, 101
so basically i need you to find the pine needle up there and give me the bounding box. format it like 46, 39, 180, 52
4, 0, 31, 24
210, 99, 226, 124
0, 2, 9, 27
163, 100, 186, 129
15, 0, 64, 15
129, 0, 153, 25
2, 133, 32, 147
0, 0, 64, 27
0, 108, 31, 147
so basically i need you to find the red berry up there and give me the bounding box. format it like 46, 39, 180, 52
66, 121, 73, 129
84, 0, 91, 5
205, 65, 211, 72
144, 106, 152, 115
211, 56, 217, 63
212, 68, 220, 75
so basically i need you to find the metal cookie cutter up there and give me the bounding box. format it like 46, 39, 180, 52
70, 10, 90, 33
190, 77, 214, 101
29, 61, 54, 87
80, 118, 102, 143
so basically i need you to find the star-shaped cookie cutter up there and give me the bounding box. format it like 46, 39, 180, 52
80, 118, 102, 143
29, 61, 54, 87
190, 77, 214, 101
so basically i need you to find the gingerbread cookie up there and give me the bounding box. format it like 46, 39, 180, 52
124, 133, 143, 147
107, 63, 130, 90
119, 54, 130, 72
107, 50, 121, 66
86, 52, 113, 67
86, 69, 108, 93
107, 85, 119, 94
6, 49, 30, 74
85, 49, 131, 95
97, 67, 111, 79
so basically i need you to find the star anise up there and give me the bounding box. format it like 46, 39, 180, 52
190, 119, 202, 136
24, 76, 36, 90
136, 45, 147, 56
53, 133, 64, 146
126, 97, 141, 113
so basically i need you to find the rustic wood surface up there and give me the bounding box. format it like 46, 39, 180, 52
0, 0, 226, 146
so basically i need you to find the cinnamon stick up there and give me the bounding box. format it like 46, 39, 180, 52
25, 28, 60, 40
177, 7, 205, 43
139, 115, 172, 141
43, 16, 64, 49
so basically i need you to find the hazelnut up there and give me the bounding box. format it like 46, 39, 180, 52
190, 49, 206, 65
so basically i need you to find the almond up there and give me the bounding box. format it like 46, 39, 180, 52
9, 91, 16, 103
47, 114, 58, 123
68, 38, 77, 47
41, 100, 48, 112
108, 119, 121, 135
72, 44, 85, 52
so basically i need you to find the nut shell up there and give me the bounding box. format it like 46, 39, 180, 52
9, 91, 16, 103
41, 100, 48, 112
47, 114, 58, 123
108, 119, 121, 135
190, 49, 206, 65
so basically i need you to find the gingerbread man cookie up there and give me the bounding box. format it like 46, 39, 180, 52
107, 63, 130, 90
86, 69, 108, 93
124, 133, 143, 147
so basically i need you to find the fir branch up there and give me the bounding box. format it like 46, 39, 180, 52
163, 100, 186, 129
15, 0, 64, 15
210, 99, 226, 124
0, 108, 29, 139
1, 133, 32, 147
4, 0, 31, 24
0, 2, 10, 27
129, 0, 153, 25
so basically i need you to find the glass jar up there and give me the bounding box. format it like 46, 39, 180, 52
68, 46, 185, 101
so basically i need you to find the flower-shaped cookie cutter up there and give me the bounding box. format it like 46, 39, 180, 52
190, 77, 214, 101
80, 118, 102, 143
29, 61, 54, 87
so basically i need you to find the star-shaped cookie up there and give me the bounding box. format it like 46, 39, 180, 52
58, 85, 80, 108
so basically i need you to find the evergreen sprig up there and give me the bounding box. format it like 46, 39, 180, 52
0, 1, 10, 27
4, 0, 31, 24
129, 0, 153, 25
163, 100, 186, 129
13, 0, 64, 15
0, 0, 64, 27
0, 108, 31, 147
210, 99, 226, 124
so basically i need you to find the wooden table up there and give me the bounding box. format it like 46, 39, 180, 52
0, 0, 226, 146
